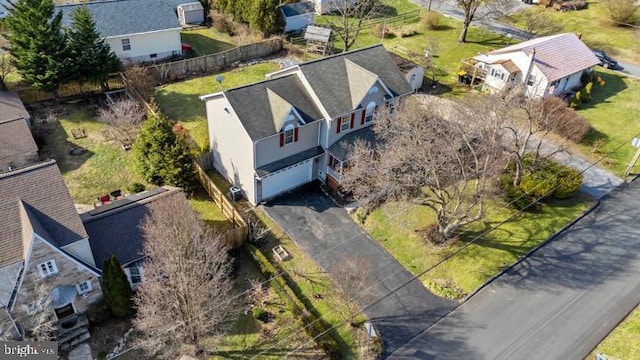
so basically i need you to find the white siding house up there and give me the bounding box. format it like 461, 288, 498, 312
58, 0, 183, 63
470, 33, 600, 98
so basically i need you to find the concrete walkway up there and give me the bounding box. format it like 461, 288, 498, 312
261, 184, 456, 356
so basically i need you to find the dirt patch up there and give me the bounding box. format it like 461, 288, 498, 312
88, 317, 133, 359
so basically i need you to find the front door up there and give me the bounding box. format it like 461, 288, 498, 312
54, 303, 75, 320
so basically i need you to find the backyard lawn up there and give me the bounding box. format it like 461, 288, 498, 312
588, 305, 640, 360
364, 194, 593, 299
181, 28, 236, 56
154, 62, 279, 151
506, 3, 640, 64
574, 70, 640, 176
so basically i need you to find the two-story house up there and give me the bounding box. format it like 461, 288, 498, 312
461, 33, 600, 98
0, 91, 37, 172
201, 45, 413, 205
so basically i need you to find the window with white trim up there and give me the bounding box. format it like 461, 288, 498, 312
340, 115, 351, 132
122, 38, 131, 51
365, 101, 377, 123
284, 124, 295, 145
127, 267, 143, 285
527, 75, 536, 86
37, 260, 58, 278
76, 281, 92, 295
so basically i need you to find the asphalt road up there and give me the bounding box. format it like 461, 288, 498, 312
389, 179, 640, 359
261, 185, 456, 356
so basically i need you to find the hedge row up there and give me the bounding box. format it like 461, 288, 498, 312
246, 245, 342, 358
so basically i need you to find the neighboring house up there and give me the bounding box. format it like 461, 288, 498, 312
280, 1, 315, 33
201, 45, 413, 205
0, 155, 187, 345
463, 33, 599, 98
82, 187, 185, 290
0, 0, 9, 18
177, 2, 204, 27
390, 53, 425, 92
0, 160, 100, 343
0, 91, 38, 172
58, 0, 184, 63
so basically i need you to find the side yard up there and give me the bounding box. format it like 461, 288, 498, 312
363, 194, 592, 299
588, 305, 640, 360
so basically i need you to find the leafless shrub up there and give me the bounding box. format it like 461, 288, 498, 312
328, 256, 372, 325
600, 0, 639, 26
97, 99, 146, 147
518, 8, 564, 39
421, 11, 443, 30
122, 65, 156, 102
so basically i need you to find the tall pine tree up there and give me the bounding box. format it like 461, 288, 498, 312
134, 108, 196, 192
68, 6, 120, 91
4, 0, 70, 93
249, 0, 283, 36
101, 255, 134, 318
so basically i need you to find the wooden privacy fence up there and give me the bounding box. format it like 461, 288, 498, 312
194, 153, 248, 249
361, 10, 421, 30
150, 38, 283, 82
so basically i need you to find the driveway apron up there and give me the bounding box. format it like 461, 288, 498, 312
261, 185, 455, 356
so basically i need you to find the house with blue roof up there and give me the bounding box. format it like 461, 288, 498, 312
57, 0, 186, 63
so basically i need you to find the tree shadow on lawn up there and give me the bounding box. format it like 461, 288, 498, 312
579, 70, 629, 110
155, 90, 207, 124
464, 35, 513, 47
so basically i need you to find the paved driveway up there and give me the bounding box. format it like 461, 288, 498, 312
389, 180, 640, 359
261, 184, 455, 356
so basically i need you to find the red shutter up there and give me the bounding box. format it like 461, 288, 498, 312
279, 133, 284, 147
385, 101, 390, 108
294, 127, 299, 142
350, 113, 355, 128
328, 154, 333, 166
336, 118, 341, 134
375, 105, 380, 113
361, 110, 365, 125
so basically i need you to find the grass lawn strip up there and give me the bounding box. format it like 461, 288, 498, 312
154, 62, 279, 151
588, 305, 640, 360
181, 28, 236, 56
364, 194, 593, 298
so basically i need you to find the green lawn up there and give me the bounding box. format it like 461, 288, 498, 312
574, 70, 640, 176
507, 4, 640, 64
588, 305, 640, 360
364, 195, 592, 299
154, 62, 279, 151
181, 28, 236, 56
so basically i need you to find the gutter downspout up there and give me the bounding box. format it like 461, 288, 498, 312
523, 48, 536, 96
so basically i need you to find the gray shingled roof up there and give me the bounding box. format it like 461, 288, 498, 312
298, 45, 413, 118
281, 1, 315, 17
0, 91, 29, 123
225, 75, 324, 140
0, 118, 38, 165
83, 187, 185, 269
328, 126, 376, 160
483, 33, 600, 82
0, 160, 88, 267
57, 0, 182, 38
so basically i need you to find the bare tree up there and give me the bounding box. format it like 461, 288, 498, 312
97, 99, 146, 147
518, 8, 563, 39
455, 0, 516, 43
133, 194, 234, 359
0, 54, 15, 91
122, 65, 157, 102
328, 256, 371, 326
15, 274, 57, 341
342, 98, 504, 243
323, 0, 383, 51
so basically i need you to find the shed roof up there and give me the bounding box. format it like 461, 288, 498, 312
57, 0, 182, 38
83, 187, 185, 269
0, 160, 88, 267
281, 1, 315, 17
483, 33, 599, 82
224, 75, 324, 140
304, 25, 331, 42
177, 2, 203, 12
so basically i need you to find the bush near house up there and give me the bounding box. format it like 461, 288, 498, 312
101, 255, 134, 318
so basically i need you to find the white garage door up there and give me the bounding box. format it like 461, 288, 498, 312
261, 159, 313, 200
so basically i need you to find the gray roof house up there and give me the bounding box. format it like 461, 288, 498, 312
0, 91, 37, 172
468, 33, 600, 98
201, 45, 413, 205
57, 0, 186, 63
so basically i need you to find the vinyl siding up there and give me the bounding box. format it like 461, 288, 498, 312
254, 121, 321, 168
106, 29, 182, 62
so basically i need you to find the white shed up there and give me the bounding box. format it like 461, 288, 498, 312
280, 1, 315, 33
390, 53, 425, 92
177, 2, 204, 27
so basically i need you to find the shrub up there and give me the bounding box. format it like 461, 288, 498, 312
86, 299, 110, 324
421, 11, 442, 30
211, 11, 234, 35
553, 166, 582, 198
542, 96, 591, 143
128, 182, 145, 193
252, 308, 269, 322
520, 171, 557, 199
393, 25, 418, 38
499, 172, 537, 210
372, 23, 390, 38
354, 207, 367, 224
101, 255, 133, 318
600, 0, 639, 26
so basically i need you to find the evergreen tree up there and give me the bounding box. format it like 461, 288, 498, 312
3, 0, 70, 93
101, 255, 133, 318
67, 6, 120, 90
249, 0, 283, 36
134, 108, 196, 192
